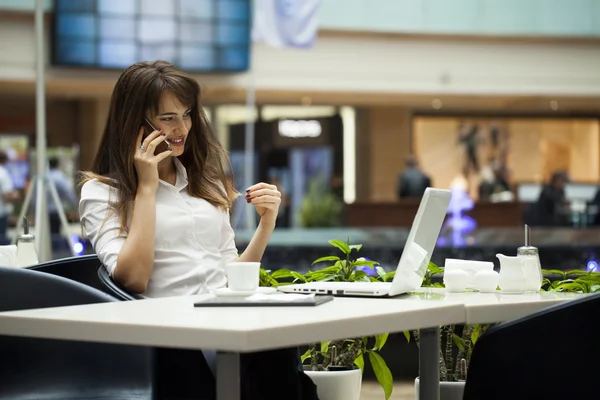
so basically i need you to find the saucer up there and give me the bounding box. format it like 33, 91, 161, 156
212, 287, 278, 297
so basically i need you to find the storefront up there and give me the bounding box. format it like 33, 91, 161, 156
228, 114, 344, 228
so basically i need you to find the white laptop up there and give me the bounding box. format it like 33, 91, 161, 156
278, 188, 451, 297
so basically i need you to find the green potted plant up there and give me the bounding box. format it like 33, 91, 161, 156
260, 239, 393, 400
409, 264, 600, 400
297, 178, 342, 228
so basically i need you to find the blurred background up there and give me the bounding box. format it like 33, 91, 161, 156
1, 0, 600, 274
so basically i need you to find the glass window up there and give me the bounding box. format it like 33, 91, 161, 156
180, 21, 213, 43
98, 0, 136, 15
178, 0, 213, 19
55, 0, 94, 12
55, 40, 95, 65
99, 18, 136, 40
57, 14, 96, 38
217, 23, 249, 45
140, 0, 175, 16
140, 44, 177, 63
138, 19, 177, 43
179, 45, 215, 70
98, 41, 138, 68
53, 0, 251, 72
217, 0, 250, 20
219, 47, 249, 70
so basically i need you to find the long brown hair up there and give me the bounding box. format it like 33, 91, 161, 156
81, 60, 237, 232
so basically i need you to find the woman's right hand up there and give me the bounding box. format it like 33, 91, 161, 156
134, 128, 173, 194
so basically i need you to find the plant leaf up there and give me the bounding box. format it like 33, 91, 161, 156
544, 269, 567, 278
374, 333, 389, 350
352, 271, 368, 281
290, 271, 307, 283
471, 324, 482, 345
312, 256, 341, 265
566, 270, 589, 277
321, 341, 331, 353
368, 352, 394, 400
427, 263, 444, 275
383, 271, 396, 282
452, 333, 465, 352
329, 239, 351, 255
354, 353, 365, 372
271, 269, 293, 279
375, 266, 387, 277
352, 260, 378, 268
403, 331, 411, 342
349, 244, 363, 252
300, 349, 311, 363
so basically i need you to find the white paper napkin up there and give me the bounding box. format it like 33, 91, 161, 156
246, 293, 316, 301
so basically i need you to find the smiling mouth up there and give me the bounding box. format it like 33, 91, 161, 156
166, 137, 184, 147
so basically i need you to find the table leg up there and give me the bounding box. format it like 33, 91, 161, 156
419, 327, 440, 400
217, 351, 241, 400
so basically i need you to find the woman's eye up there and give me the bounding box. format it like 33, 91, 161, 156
160, 118, 173, 122
184, 112, 191, 118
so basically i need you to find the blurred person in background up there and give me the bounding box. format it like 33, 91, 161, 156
534, 171, 569, 226
458, 122, 480, 177
397, 155, 431, 199
478, 162, 511, 202
47, 157, 78, 234
0, 152, 20, 241
28, 156, 79, 234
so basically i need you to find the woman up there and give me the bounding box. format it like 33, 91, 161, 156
79, 60, 318, 400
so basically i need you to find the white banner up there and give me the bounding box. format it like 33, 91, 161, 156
252, 0, 321, 48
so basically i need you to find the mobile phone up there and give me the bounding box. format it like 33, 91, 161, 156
142, 118, 171, 154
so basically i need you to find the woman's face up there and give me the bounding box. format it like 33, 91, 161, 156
147, 91, 192, 158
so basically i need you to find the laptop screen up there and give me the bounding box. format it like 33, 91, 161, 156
389, 188, 451, 295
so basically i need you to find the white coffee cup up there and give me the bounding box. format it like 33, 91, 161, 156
225, 262, 260, 292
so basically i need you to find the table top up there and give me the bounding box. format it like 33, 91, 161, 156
0, 294, 465, 352
410, 288, 582, 324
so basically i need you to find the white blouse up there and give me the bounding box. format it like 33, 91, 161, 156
79, 158, 238, 298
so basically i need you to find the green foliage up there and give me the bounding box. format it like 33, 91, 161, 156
298, 178, 343, 228
261, 238, 393, 399
401, 263, 600, 382
541, 269, 600, 293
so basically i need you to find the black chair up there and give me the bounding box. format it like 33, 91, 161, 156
0, 266, 155, 400
97, 265, 139, 300
463, 292, 600, 400
97, 265, 217, 399
27, 254, 112, 295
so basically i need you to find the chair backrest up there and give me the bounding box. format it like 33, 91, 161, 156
97, 265, 138, 301
0, 266, 155, 399
464, 292, 600, 400
27, 254, 111, 295
0, 265, 116, 312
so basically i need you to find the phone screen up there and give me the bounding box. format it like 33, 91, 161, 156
142, 118, 171, 155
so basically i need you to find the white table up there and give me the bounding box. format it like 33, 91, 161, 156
0, 294, 465, 400
411, 289, 582, 324
400, 288, 583, 399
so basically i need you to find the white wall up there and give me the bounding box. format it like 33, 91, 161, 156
2, 16, 600, 97
319, 0, 600, 37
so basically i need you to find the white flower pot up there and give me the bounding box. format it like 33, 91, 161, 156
414, 377, 465, 400
304, 368, 362, 400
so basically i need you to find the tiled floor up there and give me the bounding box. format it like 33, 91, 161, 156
361, 381, 414, 400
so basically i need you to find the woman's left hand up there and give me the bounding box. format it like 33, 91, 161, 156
245, 182, 281, 226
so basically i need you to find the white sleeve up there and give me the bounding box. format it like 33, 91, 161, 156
0, 169, 13, 193
219, 209, 238, 265
79, 180, 126, 276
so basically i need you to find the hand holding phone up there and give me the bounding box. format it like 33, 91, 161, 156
134, 121, 174, 193
142, 118, 172, 155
